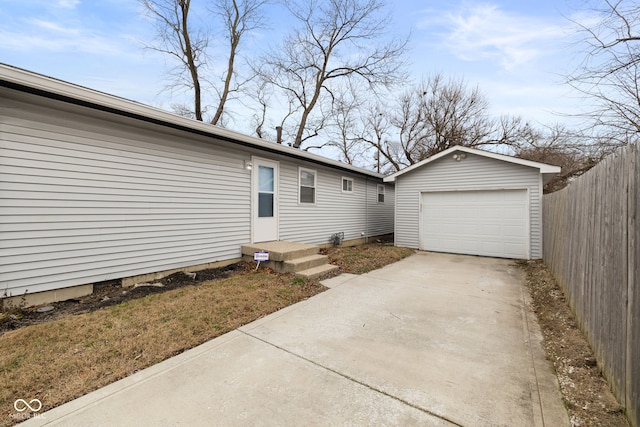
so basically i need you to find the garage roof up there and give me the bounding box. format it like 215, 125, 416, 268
383, 146, 561, 184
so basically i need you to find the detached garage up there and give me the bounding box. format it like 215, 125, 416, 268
384, 146, 560, 259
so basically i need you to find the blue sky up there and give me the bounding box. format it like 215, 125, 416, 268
0, 0, 588, 136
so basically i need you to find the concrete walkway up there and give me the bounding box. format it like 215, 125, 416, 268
21, 252, 569, 426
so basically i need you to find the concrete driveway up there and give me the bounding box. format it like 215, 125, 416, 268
21, 252, 569, 426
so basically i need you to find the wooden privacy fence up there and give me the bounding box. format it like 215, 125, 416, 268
543, 143, 639, 427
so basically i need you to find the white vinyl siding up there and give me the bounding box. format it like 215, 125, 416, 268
1, 91, 251, 297
394, 152, 543, 259
368, 181, 394, 237
279, 163, 393, 245
0, 84, 394, 299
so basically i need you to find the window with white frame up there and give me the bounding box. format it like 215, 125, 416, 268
342, 177, 353, 193
299, 168, 316, 204
377, 184, 385, 203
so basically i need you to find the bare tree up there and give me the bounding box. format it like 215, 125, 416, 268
321, 84, 373, 165
141, 0, 266, 124
362, 75, 528, 172
246, 77, 297, 141
249, 79, 270, 138
209, 0, 268, 125
171, 102, 198, 119
513, 124, 615, 192
359, 102, 394, 172
142, 0, 208, 121
568, 0, 640, 142
256, 0, 408, 149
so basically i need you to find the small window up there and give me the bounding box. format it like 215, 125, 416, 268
342, 177, 353, 193
299, 168, 316, 204
377, 184, 385, 203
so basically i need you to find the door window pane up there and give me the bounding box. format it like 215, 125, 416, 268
259, 166, 274, 192
258, 193, 274, 217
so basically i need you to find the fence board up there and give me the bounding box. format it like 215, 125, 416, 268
629, 146, 639, 427
543, 144, 639, 427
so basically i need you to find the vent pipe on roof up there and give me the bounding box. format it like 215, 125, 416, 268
276, 126, 283, 144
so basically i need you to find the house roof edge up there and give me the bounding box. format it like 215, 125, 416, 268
0, 63, 385, 180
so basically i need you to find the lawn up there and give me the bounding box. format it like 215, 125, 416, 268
0, 243, 413, 426
4, 246, 624, 426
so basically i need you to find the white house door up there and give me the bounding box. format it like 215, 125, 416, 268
252, 158, 279, 243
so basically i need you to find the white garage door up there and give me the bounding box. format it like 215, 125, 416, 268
421, 190, 528, 259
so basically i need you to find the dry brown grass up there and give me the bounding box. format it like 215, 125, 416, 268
1, 243, 413, 426
0, 267, 324, 426
521, 260, 630, 427
323, 243, 414, 274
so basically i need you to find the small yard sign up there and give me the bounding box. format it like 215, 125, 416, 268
253, 251, 269, 270
253, 251, 269, 262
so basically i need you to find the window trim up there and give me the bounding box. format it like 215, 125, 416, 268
298, 167, 317, 205
341, 177, 353, 193
377, 184, 385, 203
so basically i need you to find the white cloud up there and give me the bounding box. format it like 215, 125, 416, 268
419, 2, 572, 70
0, 23, 130, 57
30, 19, 80, 35
56, 0, 80, 9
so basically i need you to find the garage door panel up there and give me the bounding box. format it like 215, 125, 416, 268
504, 242, 526, 253
503, 225, 525, 237
483, 242, 504, 253
482, 224, 503, 235
421, 190, 528, 259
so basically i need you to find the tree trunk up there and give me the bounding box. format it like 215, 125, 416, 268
180, 0, 203, 121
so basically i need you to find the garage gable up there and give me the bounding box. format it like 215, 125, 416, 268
384, 146, 560, 185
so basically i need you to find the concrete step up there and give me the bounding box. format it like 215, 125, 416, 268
282, 254, 329, 273
241, 241, 318, 262
296, 264, 340, 281
241, 255, 329, 274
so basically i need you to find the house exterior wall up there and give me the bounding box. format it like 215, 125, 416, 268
278, 163, 393, 245
393, 152, 543, 258
367, 180, 395, 238
0, 87, 393, 298
1, 89, 253, 297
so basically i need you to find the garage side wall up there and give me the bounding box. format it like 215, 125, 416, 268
1, 89, 251, 297
394, 153, 543, 258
